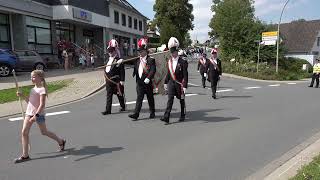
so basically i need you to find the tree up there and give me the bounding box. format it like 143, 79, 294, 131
183, 32, 192, 47
153, 0, 194, 48
208, 0, 260, 62
208, 0, 222, 38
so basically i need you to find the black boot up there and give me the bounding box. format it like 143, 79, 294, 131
101, 111, 111, 115
149, 112, 155, 119
179, 116, 185, 122
160, 117, 170, 125
129, 113, 139, 121
212, 95, 217, 99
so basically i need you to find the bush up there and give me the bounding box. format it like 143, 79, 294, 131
222, 57, 312, 80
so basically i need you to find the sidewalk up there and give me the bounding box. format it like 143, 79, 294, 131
0, 69, 105, 118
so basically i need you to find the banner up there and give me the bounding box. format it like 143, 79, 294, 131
150, 51, 170, 95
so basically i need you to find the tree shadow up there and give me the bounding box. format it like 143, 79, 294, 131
33, 146, 124, 162
168, 109, 240, 124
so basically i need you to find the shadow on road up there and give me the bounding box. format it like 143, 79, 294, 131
169, 108, 240, 124
34, 146, 124, 162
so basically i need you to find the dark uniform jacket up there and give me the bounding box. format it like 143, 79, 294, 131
206, 58, 222, 82
104, 57, 125, 94
132, 55, 156, 85
165, 57, 188, 97
197, 57, 209, 75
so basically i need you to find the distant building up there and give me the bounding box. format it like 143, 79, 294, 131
279, 19, 320, 65
0, 0, 148, 60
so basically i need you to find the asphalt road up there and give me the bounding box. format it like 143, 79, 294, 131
0, 63, 319, 180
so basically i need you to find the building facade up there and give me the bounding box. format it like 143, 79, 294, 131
0, 0, 147, 62
280, 20, 320, 65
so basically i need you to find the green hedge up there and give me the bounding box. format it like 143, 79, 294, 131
222, 57, 312, 81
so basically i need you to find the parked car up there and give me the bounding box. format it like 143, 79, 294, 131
14, 50, 46, 71
0, 49, 18, 77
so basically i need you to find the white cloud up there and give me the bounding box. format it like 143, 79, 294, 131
254, 0, 309, 21
190, 0, 213, 43
136, 0, 310, 43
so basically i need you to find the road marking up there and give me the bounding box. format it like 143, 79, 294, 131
244, 86, 261, 89
112, 100, 147, 107
217, 89, 234, 93
269, 84, 280, 87
8, 111, 71, 121
287, 82, 297, 85
188, 83, 200, 87
185, 93, 198, 97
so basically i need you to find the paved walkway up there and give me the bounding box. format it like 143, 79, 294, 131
0, 69, 105, 118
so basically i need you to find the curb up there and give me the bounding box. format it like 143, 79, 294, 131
0, 82, 106, 119
246, 130, 320, 180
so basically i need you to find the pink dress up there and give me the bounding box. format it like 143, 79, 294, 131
25, 87, 46, 116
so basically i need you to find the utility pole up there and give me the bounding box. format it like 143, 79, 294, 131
276, 0, 290, 73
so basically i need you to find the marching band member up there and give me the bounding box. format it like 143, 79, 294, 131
128, 38, 157, 120
101, 39, 126, 115
160, 37, 188, 125
206, 48, 222, 99
197, 53, 209, 88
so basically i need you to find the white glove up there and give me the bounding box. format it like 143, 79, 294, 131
116, 59, 123, 66
164, 84, 168, 91
197, 70, 199, 72
204, 73, 207, 78
120, 81, 124, 86
144, 78, 150, 84
183, 88, 187, 94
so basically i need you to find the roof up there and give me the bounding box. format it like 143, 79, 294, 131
109, 0, 149, 20
279, 19, 320, 53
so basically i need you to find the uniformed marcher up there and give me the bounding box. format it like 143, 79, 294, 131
197, 53, 209, 88
206, 48, 222, 99
128, 38, 156, 120
309, 58, 320, 88
160, 37, 188, 125
101, 39, 126, 115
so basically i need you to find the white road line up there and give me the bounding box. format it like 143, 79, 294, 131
8, 111, 71, 121
185, 93, 198, 97
112, 100, 147, 106
188, 83, 200, 87
244, 86, 261, 90
269, 84, 280, 87
217, 89, 234, 93
287, 82, 297, 85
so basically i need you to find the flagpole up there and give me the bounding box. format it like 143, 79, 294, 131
12, 69, 25, 119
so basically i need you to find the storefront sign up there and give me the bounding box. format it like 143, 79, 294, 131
73, 8, 92, 22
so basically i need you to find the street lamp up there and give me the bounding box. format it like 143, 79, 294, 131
276, 0, 290, 73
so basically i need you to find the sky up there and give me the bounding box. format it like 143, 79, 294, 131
127, 0, 320, 43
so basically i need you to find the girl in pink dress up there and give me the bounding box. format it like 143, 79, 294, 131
14, 70, 66, 163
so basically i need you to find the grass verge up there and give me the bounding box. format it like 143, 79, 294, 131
290, 153, 320, 179
0, 79, 73, 104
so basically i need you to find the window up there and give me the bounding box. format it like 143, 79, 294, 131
26, 16, 52, 54
128, 16, 132, 28
55, 22, 75, 42
0, 26, 9, 42
134, 18, 137, 30
114, 11, 119, 24
139, 20, 142, 31
317, 37, 320, 47
0, 13, 10, 49
122, 14, 126, 26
